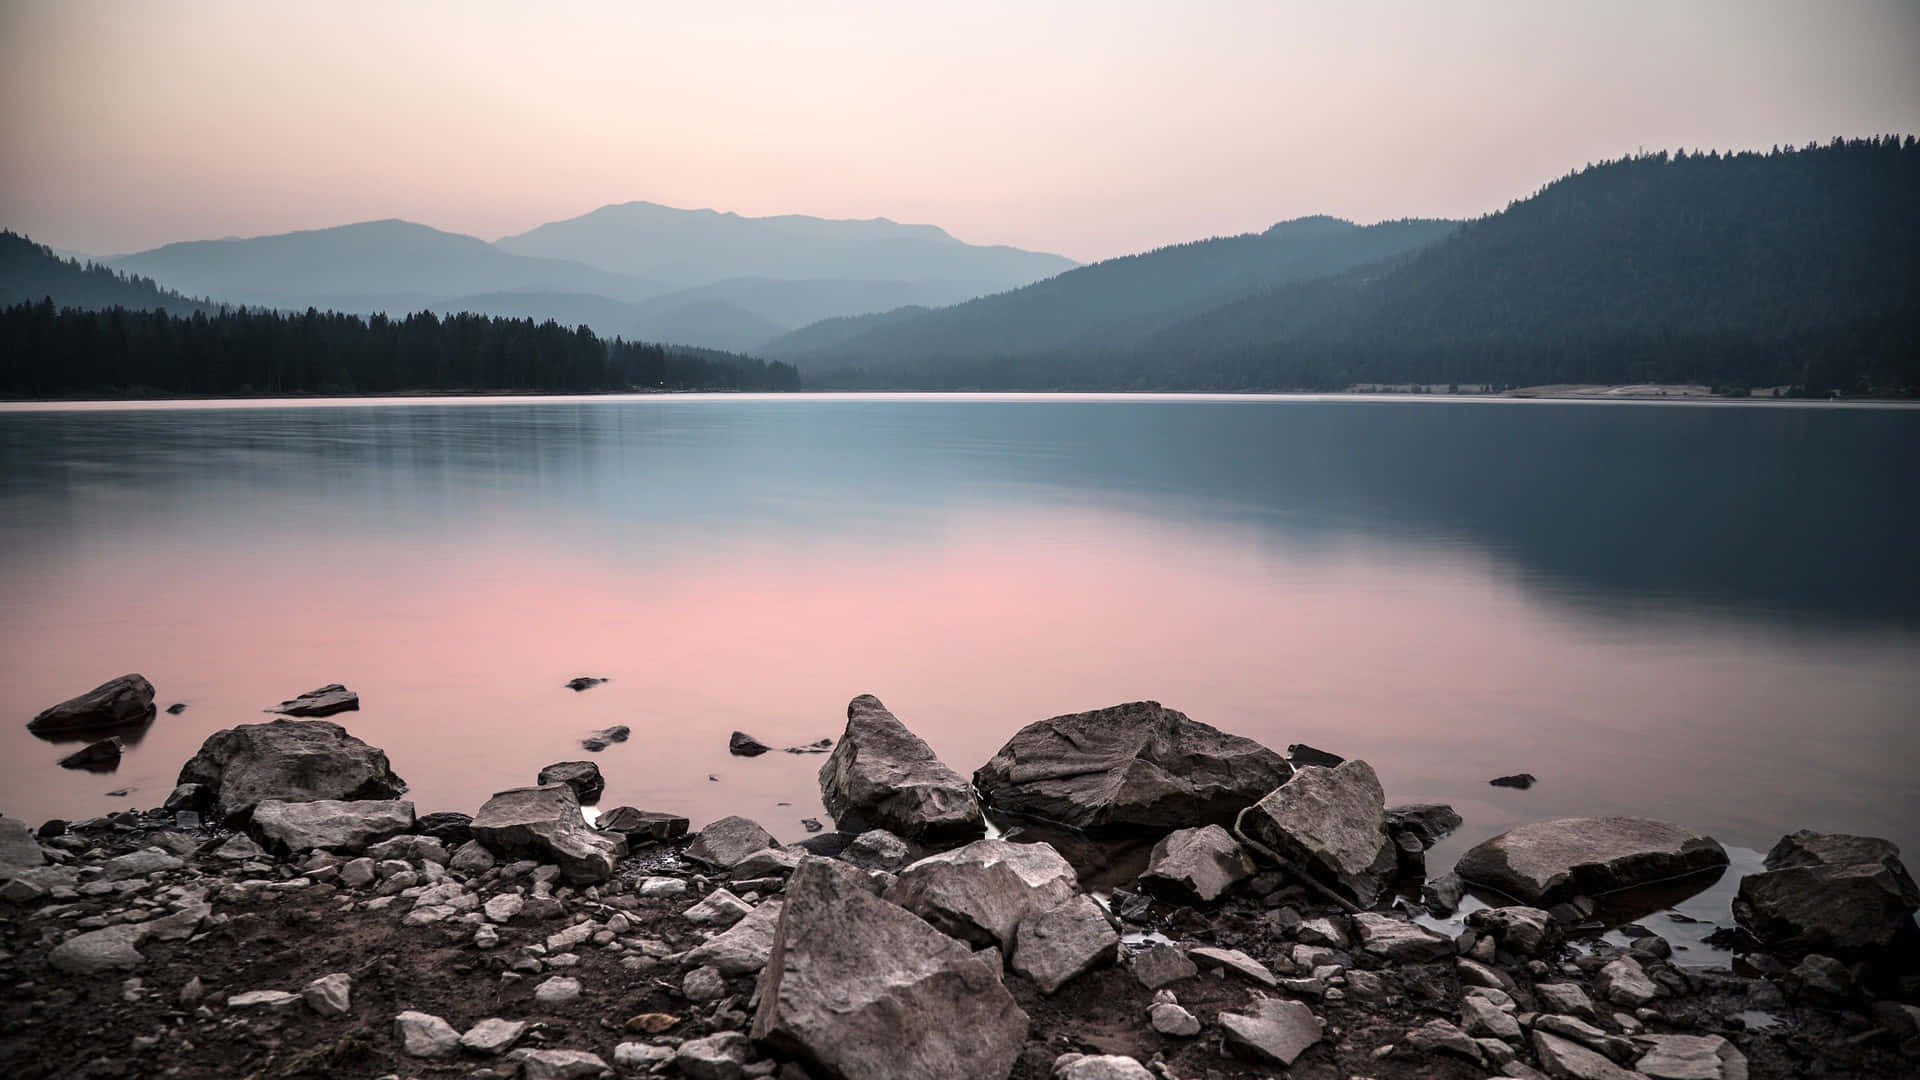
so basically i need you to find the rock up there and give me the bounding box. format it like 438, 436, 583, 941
1148, 1000, 1201, 1036
1351, 912, 1454, 962
731, 847, 802, 877
1218, 996, 1324, 1067
1764, 829, 1907, 872
730, 731, 773, 757
687, 816, 780, 869
1240, 760, 1395, 906
227, 990, 300, 1009
1536, 982, 1598, 1020
460, 1017, 528, 1055
1596, 957, 1661, 1007
1386, 803, 1464, 847
685, 900, 786, 975
1633, 1035, 1747, 1080
1791, 953, 1852, 996
1406, 1018, 1485, 1064
58, 737, 124, 770
565, 676, 607, 691
166, 702, 187, 714
1138, 824, 1254, 904
1462, 994, 1523, 1039
1287, 742, 1344, 768
269, 683, 359, 717
1532, 1030, 1645, 1080
818, 694, 984, 842
1733, 834, 1919, 953
162, 784, 210, 813
211, 833, 265, 860
1188, 946, 1278, 987
176, 718, 407, 820
534, 976, 583, 1005
597, 805, 689, 843
684, 965, 728, 1001
483, 893, 523, 923
614, 1042, 674, 1069
470, 784, 624, 884
100, 846, 183, 881
884, 838, 1079, 950
1533, 1015, 1634, 1061
676, 1032, 753, 1080
685, 888, 755, 927
249, 798, 414, 855
580, 724, 629, 751
362, 832, 446, 863
1011, 895, 1118, 993
846, 828, 913, 868
1130, 944, 1198, 988
1491, 773, 1537, 789
973, 701, 1289, 831
510, 1048, 613, 1080
786, 738, 833, 754
751, 856, 1028, 1080
1052, 1054, 1156, 1080
302, 973, 351, 1017
1467, 905, 1561, 955
1423, 871, 1468, 914
48, 924, 147, 973
1454, 817, 1729, 906
415, 810, 474, 845
535, 761, 605, 803
0, 816, 47, 868
27, 674, 156, 734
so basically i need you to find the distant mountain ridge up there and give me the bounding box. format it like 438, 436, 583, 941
2, 230, 213, 317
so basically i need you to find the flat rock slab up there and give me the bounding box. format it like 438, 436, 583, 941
176, 718, 407, 820
973, 700, 1290, 831
1130, 944, 1198, 988
1011, 894, 1119, 993
686, 816, 779, 869
269, 683, 359, 717
250, 799, 414, 855
536, 760, 605, 803
510, 1048, 612, 1080
470, 784, 624, 884
28, 673, 156, 734
99, 847, 183, 881
1218, 996, 1324, 1067
1240, 759, 1395, 907
1532, 1029, 1648, 1080
1188, 946, 1278, 987
460, 1017, 528, 1055
1138, 824, 1254, 904
1454, 816, 1728, 905
684, 900, 785, 975
1634, 1034, 1748, 1080
48, 924, 148, 974
1351, 912, 1455, 962
818, 694, 984, 842
598, 805, 689, 843
884, 838, 1080, 950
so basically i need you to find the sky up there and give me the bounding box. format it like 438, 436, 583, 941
2, 0, 1917, 263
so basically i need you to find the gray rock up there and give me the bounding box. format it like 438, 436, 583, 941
1791, 953, 1852, 996
1350, 912, 1454, 962
484, 893, 524, 923
818, 694, 984, 842
1536, 982, 1598, 1020
884, 838, 1079, 950
470, 784, 624, 884
162, 783, 210, 812
99, 847, 183, 881
0, 816, 48, 868
534, 976, 583, 1005
1188, 946, 1278, 987
731, 847, 802, 878
536, 760, 604, 803
28, 674, 156, 734
302, 972, 351, 1017
144, 900, 211, 941
1138, 824, 1254, 904
249, 798, 414, 855
597, 805, 689, 843
1239, 759, 1395, 907
1764, 829, 1907, 872
1733, 839, 1919, 953
48, 924, 147, 973
614, 1042, 674, 1069
676, 1032, 752, 1080
1531, 1030, 1645, 1080
1595, 957, 1661, 1006
460, 1017, 528, 1055
1386, 803, 1464, 847
1454, 817, 1728, 906
1533, 1015, 1635, 1061
1405, 1018, 1485, 1064
973, 701, 1289, 830
58, 737, 124, 770
1010, 895, 1118, 993
364, 834, 448, 864
1218, 996, 1323, 1067
684, 900, 785, 975
1633, 1035, 1747, 1080
1467, 905, 1561, 955
509, 1048, 613, 1080
751, 856, 1028, 1080
269, 683, 359, 717
1148, 1000, 1201, 1036
176, 718, 407, 820
1051, 1054, 1156, 1080
414, 810, 474, 845
684, 888, 754, 927
1462, 994, 1522, 1039
1423, 870, 1468, 914
846, 828, 913, 868
683, 965, 728, 1002
227, 990, 300, 1009
686, 816, 780, 870
211, 833, 265, 860
1130, 944, 1198, 988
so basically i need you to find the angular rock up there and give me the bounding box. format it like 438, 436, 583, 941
1454, 817, 1729, 905
973, 701, 1289, 831
1240, 760, 1395, 907
1633, 1035, 1747, 1080
28, 674, 156, 734
1188, 946, 1278, 986
1130, 944, 1198, 988
1218, 996, 1323, 1067
676, 1032, 752, 1080
49, 924, 147, 973
534, 976, 582, 1005
1462, 994, 1522, 1039
819, 694, 984, 842
484, 892, 524, 923
471, 784, 623, 884
100, 847, 183, 881
1532, 1030, 1644, 1080
0, 816, 46, 869
597, 805, 689, 843
1138, 824, 1254, 904
1052, 1054, 1156, 1080
683, 965, 727, 1002
615, 1042, 674, 1069
1596, 957, 1661, 1007
1467, 905, 1561, 955
535, 761, 604, 803
751, 856, 1028, 1080
684, 888, 754, 927
249, 798, 414, 855
395, 1010, 461, 1057
1011, 895, 1119, 993
176, 718, 407, 820
686, 816, 779, 869
1350, 912, 1454, 962
1386, 803, 1464, 847
683, 900, 785, 975
729, 731, 773, 757
228, 990, 300, 1009
1733, 838, 1919, 953
303, 973, 352, 1017
460, 1017, 528, 1055
883, 838, 1079, 950
731, 846, 802, 878
1287, 742, 1344, 768
1148, 1001, 1201, 1036
846, 828, 913, 868
566, 676, 607, 692
269, 683, 359, 717
510, 1048, 612, 1080
58, 737, 124, 770
580, 724, 628, 751
1536, 982, 1598, 1020
1406, 1018, 1486, 1064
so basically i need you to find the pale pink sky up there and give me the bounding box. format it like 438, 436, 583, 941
3, 0, 1916, 262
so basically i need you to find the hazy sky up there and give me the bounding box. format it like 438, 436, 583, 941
3, 0, 1916, 262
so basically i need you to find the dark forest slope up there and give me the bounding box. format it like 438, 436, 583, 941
1, 231, 212, 317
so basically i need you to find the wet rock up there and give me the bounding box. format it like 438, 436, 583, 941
1764, 829, 1907, 873
730, 731, 773, 757
1218, 996, 1323, 1067
819, 694, 984, 842
1386, 802, 1463, 847
27, 674, 156, 734
1490, 773, 1537, 789
676, 1032, 752, 1080
684, 900, 785, 975
1596, 956, 1661, 1007
597, 805, 689, 843
58, 737, 123, 770
415, 810, 474, 845
162, 783, 210, 813
1138, 824, 1254, 904
973, 700, 1288, 831
269, 683, 359, 717
786, 737, 833, 754
535, 760, 604, 803
509, 1048, 612, 1080
580, 724, 628, 751
565, 676, 607, 691
1531, 1030, 1642, 1080
49, 924, 148, 973
461, 1017, 528, 1055
1239, 759, 1395, 907
302, 973, 351, 1017
1732, 833, 1919, 953
166, 702, 187, 714
1052, 1054, 1156, 1080
1188, 946, 1278, 987
1011, 894, 1118, 993
884, 838, 1079, 950
1130, 944, 1198, 988
1351, 912, 1454, 962
686, 816, 780, 869
470, 784, 624, 884
1467, 905, 1561, 955
751, 856, 1028, 1080
1633, 1034, 1747, 1080
176, 718, 407, 820
1454, 817, 1728, 906
249, 798, 414, 855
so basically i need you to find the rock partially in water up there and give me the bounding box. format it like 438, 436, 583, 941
729, 730, 773, 757
1138, 824, 1254, 904
686, 816, 779, 870
535, 761, 604, 803
58, 737, 123, 771
250, 798, 415, 855
1733, 833, 1920, 954
1453, 816, 1728, 906
268, 683, 359, 718
819, 694, 984, 843
580, 725, 629, 752
597, 806, 689, 844
564, 676, 607, 692
165, 702, 187, 715
751, 856, 1028, 1080
785, 738, 833, 754
1386, 803, 1464, 848
176, 718, 408, 821
28, 674, 156, 735
884, 838, 1079, 951
973, 701, 1290, 831
470, 784, 624, 884
1489, 773, 1537, 790
1239, 759, 1395, 908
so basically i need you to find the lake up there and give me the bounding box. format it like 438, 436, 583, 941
2, 393, 1917, 885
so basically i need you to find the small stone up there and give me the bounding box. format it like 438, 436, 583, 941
1633, 1034, 1747, 1080
302, 973, 351, 1017
1531, 1029, 1638, 1080
1218, 996, 1324, 1066
1462, 994, 1522, 1039
1595, 956, 1661, 1006
1536, 982, 1598, 1020
474, 924, 501, 949
533, 976, 583, 1005
1148, 1001, 1201, 1036
226, 990, 300, 1010
485, 892, 525, 923
1404, 1019, 1484, 1064
1052, 1054, 1157, 1080
615, 1042, 675, 1068
1188, 945, 1278, 986
460, 1017, 529, 1055
675, 1031, 752, 1080
683, 964, 727, 1002
509, 1047, 614, 1080
684, 888, 754, 926
1131, 944, 1199, 988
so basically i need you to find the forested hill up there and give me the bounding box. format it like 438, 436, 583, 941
0, 302, 799, 397
1, 230, 213, 317
812, 138, 1920, 394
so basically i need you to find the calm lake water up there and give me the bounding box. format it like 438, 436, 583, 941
3, 393, 1917, 883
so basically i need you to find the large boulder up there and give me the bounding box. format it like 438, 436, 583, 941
752, 857, 1028, 1080
176, 719, 408, 821
818, 695, 984, 843
249, 799, 415, 855
469, 784, 624, 884
269, 683, 359, 717
1733, 831, 1919, 954
1453, 817, 1728, 905
883, 839, 1080, 950
27, 674, 156, 734
972, 701, 1289, 831
1138, 824, 1254, 904
685, 816, 779, 870
1239, 759, 1395, 907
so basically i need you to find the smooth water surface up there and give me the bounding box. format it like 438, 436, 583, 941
2, 394, 1917, 877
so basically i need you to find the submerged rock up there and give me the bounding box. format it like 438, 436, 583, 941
884, 838, 1079, 950
57, 737, 123, 770
176, 718, 408, 821
973, 701, 1290, 831
268, 683, 359, 718
1453, 816, 1728, 905
818, 694, 984, 843
580, 725, 629, 751
535, 760, 604, 803
28, 674, 156, 734
1239, 759, 1395, 907
1138, 824, 1254, 904
249, 798, 415, 855
470, 784, 624, 883
565, 676, 607, 691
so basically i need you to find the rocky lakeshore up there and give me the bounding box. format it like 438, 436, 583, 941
4, 682, 1919, 1080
